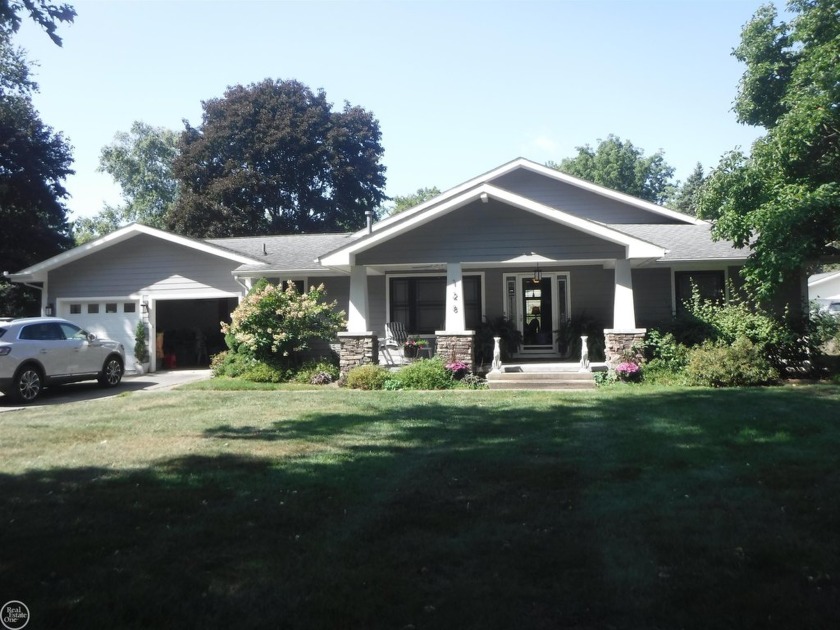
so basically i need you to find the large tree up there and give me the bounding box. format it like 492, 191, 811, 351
698, 0, 840, 299
388, 186, 441, 215
0, 0, 76, 45
548, 134, 676, 205
75, 121, 179, 244
0, 33, 73, 315
168, 79, 387, 238
668, 163, 706, 216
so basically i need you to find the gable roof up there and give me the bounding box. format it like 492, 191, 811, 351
361, 157, 705, 240
6, 223, 262, 282
319, 181, 670, 267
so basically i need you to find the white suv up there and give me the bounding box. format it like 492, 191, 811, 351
0, 317, 125, 403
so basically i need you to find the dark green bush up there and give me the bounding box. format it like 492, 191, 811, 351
344, 364, 390, 390
211, 350, 257, 378
242, 362, 289, 383
474, 317, 522, 366
685, 337, 778, 387
389, 357, 455, 390
555, 315, 607, 362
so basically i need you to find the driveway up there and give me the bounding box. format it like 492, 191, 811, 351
0, 369, 211, 411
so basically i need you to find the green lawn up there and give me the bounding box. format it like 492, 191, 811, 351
1, 384, 839, 629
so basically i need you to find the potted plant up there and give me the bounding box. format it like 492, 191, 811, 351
404, 337, 430, 358
134, 320, 150, 374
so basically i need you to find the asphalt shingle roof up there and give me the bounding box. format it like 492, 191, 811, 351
205, 233, 358, 271
606, 223, 748, 261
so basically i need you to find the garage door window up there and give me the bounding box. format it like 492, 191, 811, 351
69, 304, 81, 315
124, 303, 136, 313
87, 304, 99, 314
106, 303, 118, 313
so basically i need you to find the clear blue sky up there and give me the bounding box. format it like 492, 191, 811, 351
16, 0, 777, 221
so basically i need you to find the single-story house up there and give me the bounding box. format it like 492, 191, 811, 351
5, 158, 807, 373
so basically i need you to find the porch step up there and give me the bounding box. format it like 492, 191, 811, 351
485, 365, 597, 391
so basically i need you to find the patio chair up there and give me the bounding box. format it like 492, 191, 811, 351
382, 321, 408, 365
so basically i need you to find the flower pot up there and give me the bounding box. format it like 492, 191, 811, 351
403, 346, 417, 358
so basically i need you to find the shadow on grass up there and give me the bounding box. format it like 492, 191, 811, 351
2, 388, 839, 629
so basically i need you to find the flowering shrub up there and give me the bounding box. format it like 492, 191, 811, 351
221, 280, 345, 362
445, 360, 469, 379
615, 361, 642, 382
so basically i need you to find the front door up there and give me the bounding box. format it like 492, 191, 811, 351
505, 273, 570, 357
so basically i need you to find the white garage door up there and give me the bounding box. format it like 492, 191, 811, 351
59, 300, 140, 371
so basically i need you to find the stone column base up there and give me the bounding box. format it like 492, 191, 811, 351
435, 331, 475, 373
338, 332, 379, 378
604, 329, 646, 369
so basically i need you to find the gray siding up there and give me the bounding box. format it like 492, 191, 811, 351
357, 200, 625, 266
50, 235, 244, 299
491, 169, 684, 225
569, 266, 614, 324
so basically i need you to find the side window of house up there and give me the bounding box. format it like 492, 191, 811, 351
675, 271, 725, 313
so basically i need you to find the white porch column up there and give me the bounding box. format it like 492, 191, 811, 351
444, 262, 466, 332
347, 265, 370, 333
613, 259, 636, 330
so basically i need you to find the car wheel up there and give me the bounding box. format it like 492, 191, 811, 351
98, 356, 123, 387
12, 366, 43, 403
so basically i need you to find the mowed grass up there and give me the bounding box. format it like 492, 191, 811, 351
1, 384, 839, 629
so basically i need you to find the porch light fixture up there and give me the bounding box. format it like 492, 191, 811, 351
44, 303, 54, 317
532, 267, 542, 284
140, 300, 149, 314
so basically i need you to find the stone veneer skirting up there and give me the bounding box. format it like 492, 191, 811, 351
434, 331, 475, 373
338, 332, 378, 377
604, 329, 646, 369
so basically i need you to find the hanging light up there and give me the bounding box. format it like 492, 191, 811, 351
44, 303, 54, 317
532, 267, 542, 284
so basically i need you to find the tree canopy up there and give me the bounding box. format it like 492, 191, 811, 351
388, 186, 441, 215
0, 0, 76, 45
698, 0, 840, 299
168, 79, 387, 238
75, 121, 179, 243
548, 134, 676, 205
668, 163, 706, 216
0, 33, 73, 315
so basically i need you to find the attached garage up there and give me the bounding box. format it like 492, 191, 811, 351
153, 297, 239, 369
8, 225, 262, 373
